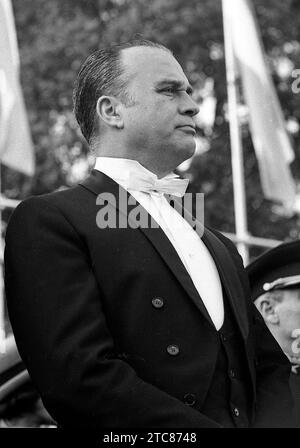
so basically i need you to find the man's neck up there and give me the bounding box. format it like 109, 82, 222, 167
95, 153, 174, 179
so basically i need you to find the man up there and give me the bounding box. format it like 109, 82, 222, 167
4, 39, 294, 428
247, 241, 300, 425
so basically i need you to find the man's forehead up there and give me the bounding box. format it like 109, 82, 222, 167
121, 46, 189, 84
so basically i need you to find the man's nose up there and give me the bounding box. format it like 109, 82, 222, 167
180, 94, 200, 117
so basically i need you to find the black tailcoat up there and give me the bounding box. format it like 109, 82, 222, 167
4, 170, 294, 427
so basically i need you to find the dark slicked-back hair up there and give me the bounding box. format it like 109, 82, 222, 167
73, 39, 171, 145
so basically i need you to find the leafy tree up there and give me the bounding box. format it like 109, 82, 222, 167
5, 0, 300, 258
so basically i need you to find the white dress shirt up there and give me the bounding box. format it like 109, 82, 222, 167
94, 157, 224, 330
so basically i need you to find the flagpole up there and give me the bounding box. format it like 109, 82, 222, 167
0, 166, 5, 352
222, 0, 249, 265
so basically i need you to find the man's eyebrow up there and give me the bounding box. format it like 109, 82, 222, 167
154, 79, 193, 94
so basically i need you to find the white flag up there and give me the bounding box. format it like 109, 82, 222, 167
228, 0, 295, 208
0, 0, 34, 176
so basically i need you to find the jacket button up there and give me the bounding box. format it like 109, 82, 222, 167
152, 297, 164, 309
229, 368, 236, 378
220, 333, 227, 342
183, 393, 196, 406
233, 407, 240, 417
167, 344, 180, 356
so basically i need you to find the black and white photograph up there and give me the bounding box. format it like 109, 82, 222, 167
0, 0, 300, 437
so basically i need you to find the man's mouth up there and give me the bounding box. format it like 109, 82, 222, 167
176, 125, 196, 135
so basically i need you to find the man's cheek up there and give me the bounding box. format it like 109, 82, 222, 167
291, 329, 300, 355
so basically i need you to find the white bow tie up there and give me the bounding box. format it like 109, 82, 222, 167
123, 172, 189, 197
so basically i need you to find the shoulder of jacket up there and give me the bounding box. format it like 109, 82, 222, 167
13, 184, 88, 214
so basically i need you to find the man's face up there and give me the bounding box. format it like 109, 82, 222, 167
119, 47, 199, 175
276, 289, 300, 357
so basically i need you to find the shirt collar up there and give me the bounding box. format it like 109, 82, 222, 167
94, 156, 177, 188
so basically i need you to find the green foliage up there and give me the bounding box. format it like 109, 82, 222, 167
6, 0, 300, 257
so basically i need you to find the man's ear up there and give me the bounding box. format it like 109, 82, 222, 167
255, 294, 280, 325
96, 95, 124, 129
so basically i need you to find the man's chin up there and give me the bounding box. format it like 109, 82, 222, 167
180, 141, 196, 161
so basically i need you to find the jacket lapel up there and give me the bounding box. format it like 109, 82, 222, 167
181, 201, 249, 339
79, 170, 213, 324
138, 225, 214, 324
202, 228, 249, 339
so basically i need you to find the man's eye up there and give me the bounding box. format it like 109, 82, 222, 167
164, 87, 176, 94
